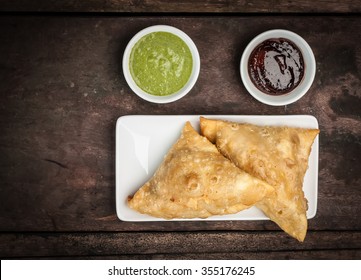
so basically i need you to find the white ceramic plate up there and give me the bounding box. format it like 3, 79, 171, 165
116, 115, 319, 221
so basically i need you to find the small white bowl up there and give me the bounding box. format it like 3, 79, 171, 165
123, 25, 200, 104
240, 29, 316, 106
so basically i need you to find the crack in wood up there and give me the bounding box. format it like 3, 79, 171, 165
43, 159, 68, 169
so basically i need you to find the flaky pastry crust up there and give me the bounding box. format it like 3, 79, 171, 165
200, 117, 319, 241
128, 122, 274, 219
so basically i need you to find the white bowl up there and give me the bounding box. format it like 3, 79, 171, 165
240, 29, 316, 106
123, 25, 200, 104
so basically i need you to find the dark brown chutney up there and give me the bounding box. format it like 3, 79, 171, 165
248, 38, 304, 95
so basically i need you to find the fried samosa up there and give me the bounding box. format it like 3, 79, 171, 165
128, 122, 274, 219
200, 117, 319, 241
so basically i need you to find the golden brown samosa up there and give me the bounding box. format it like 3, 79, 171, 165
128, 122, 274, 219
200, 117, 319, 241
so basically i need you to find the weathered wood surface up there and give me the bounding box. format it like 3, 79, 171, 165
0, 0, 361, 13
0, 15, 360, 258
1, 231, 361, 259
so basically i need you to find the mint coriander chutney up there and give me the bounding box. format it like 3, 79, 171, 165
129, 31, 193, 96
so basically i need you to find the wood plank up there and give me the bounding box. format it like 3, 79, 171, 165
1, 231, 360, 258
0, 16, 360, 233
12, 250, 361, 260
0, 0, 361, 13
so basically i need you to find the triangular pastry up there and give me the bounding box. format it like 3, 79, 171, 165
200, 117, 319, 241
128, 122, 274, 219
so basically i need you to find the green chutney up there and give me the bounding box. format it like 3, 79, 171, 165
129, 31, 193, 96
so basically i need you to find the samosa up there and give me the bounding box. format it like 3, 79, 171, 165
128, 122, 274, 219
200, 117, 319, 241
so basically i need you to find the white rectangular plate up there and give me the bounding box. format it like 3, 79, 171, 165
116, 115, 319, 222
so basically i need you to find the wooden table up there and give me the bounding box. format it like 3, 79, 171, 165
1, 1, 360, 259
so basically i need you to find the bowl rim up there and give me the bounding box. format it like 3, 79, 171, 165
122, 25, 200, 104
240, 29, 316, 106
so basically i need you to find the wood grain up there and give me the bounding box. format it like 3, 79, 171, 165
1, 231, 360, 259
0, 0, 361, 13
20, 250, 360, 260
0, 15, 360, 258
